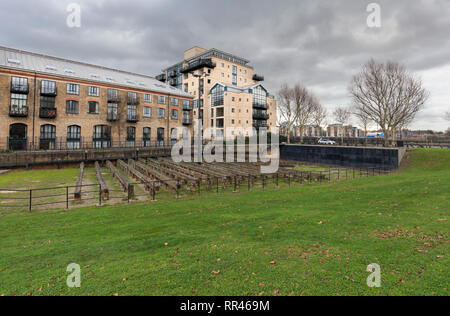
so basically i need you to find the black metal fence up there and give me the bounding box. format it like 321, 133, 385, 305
0, 167, 391, 213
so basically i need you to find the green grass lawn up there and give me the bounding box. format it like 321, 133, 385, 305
0, 149, 448, 296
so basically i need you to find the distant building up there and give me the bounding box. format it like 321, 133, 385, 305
156, 47, 277, 139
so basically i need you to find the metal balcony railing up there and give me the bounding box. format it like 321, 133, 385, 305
155, 74, 166, 82
252, 74, 264, 82
127, 114, 140, 123
40, 87, 57, 96
9, 106, 29, 117
39, 107, 57, 119
252, 102, 268, 109
11, 83, 29, 94
253, 112, 270, 120
181, 58, 216, 74
107, 112, 118, 121
127, 97, 140, 105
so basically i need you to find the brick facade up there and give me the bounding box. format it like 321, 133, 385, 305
1, 68, 193, 151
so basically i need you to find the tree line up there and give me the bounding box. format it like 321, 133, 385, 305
278, 59, 431, 147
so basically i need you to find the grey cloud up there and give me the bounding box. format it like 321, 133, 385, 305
0, 0, 449, 130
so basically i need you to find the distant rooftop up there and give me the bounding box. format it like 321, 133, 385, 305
0, 46, 192, 98
163, 47, 252, 71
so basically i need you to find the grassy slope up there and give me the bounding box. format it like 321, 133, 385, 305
0, 149, 448, 296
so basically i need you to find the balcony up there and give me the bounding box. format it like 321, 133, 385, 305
155, 74, 166, 82
253, 112, 270, 120
39, 107, 57, 119
252, 74, 265, 82
127, 114, 140, 123
40, 87, 57, 97
11, 83, 29, 94
183, 118, 192, 125
253, 120, 268, 129
253, 102, 268, 109
181, 58, 216, 74
107, 112, 118, 121
108, 94, 121, 103
9, 106, 29, 117
183, 103, 192, 111
127, 96, 140, 105
168, 70, 177, 78
169, 79, 177, 87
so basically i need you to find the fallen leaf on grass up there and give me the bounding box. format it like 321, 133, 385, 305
273, 289, 280, 295
212, 270, 221, 274
113, 293, 119, 296
164, 243, 169, 246
438, 219, 447, 222
318, 221, 323, 225
269, 261, 276, 265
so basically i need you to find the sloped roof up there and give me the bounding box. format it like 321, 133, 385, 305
0, 46, 192, 98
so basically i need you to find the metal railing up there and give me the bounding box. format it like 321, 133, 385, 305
0, 166, 392, 213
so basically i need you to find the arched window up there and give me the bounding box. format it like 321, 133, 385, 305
8, 123, 27, 151
143, 127, 151, 147
171, 128, 178, 146
67, 125, 81, 149
93, 125, 111, 149
211, 84, 224, 107
40, 124, 56, 150
157, 128, 165, 147
126, 126, 136, 148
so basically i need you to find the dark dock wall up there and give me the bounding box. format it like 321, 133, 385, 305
280, 145, 406, 169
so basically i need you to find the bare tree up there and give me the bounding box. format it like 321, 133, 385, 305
333, 106, 351, 142
277, 84, 297, 144
446, 111, 450, 121
349, 59, 429, 146
312, 103, 328, 136
294, 84, 319, 142
353, 105, 372, 144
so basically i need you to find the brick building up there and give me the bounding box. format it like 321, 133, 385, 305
0, 46, 194, 151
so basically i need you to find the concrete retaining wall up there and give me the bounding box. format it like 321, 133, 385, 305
280, 144, 405, 169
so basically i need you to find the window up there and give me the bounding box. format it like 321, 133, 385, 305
158, 108, 165, 118
231, 108, 235, 113
40, 125, 56, 150
67, 125, 81, 149
11, 77, 28, 92
41, 80, 56, 94
93, 125, 111, 148
182, 99, 190, 109
171, 128, 178, 146
143, 107, 152, 118
216, 119, 224, 128
107, 103, 118, 121
108, 89, 119, 100
216, 108, 224, 117
126, 127, 136, 147
127, 105, 137, 120
171, 98, 179, 106
232, 120, 235, 125
232, 66, 237, 86
211, 85, 224, 107
88, 101, 99, 114
66, 100, 79, 114
67, 83, 79, 95
11, 94, 27, 108
40, 96, 55, 108
143, 127, 151, 147
88, 86, 100, 97
158, 96, 166, 104
171, 109, 178, 120
253, 85, 267, 108
157, 128, 165, 147
144, 94, 152, 103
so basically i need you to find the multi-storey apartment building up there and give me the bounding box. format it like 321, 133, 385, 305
0, 46, 193, 151
156, 47, 277, 139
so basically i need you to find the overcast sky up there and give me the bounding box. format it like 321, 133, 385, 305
1, 0, 449, 130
